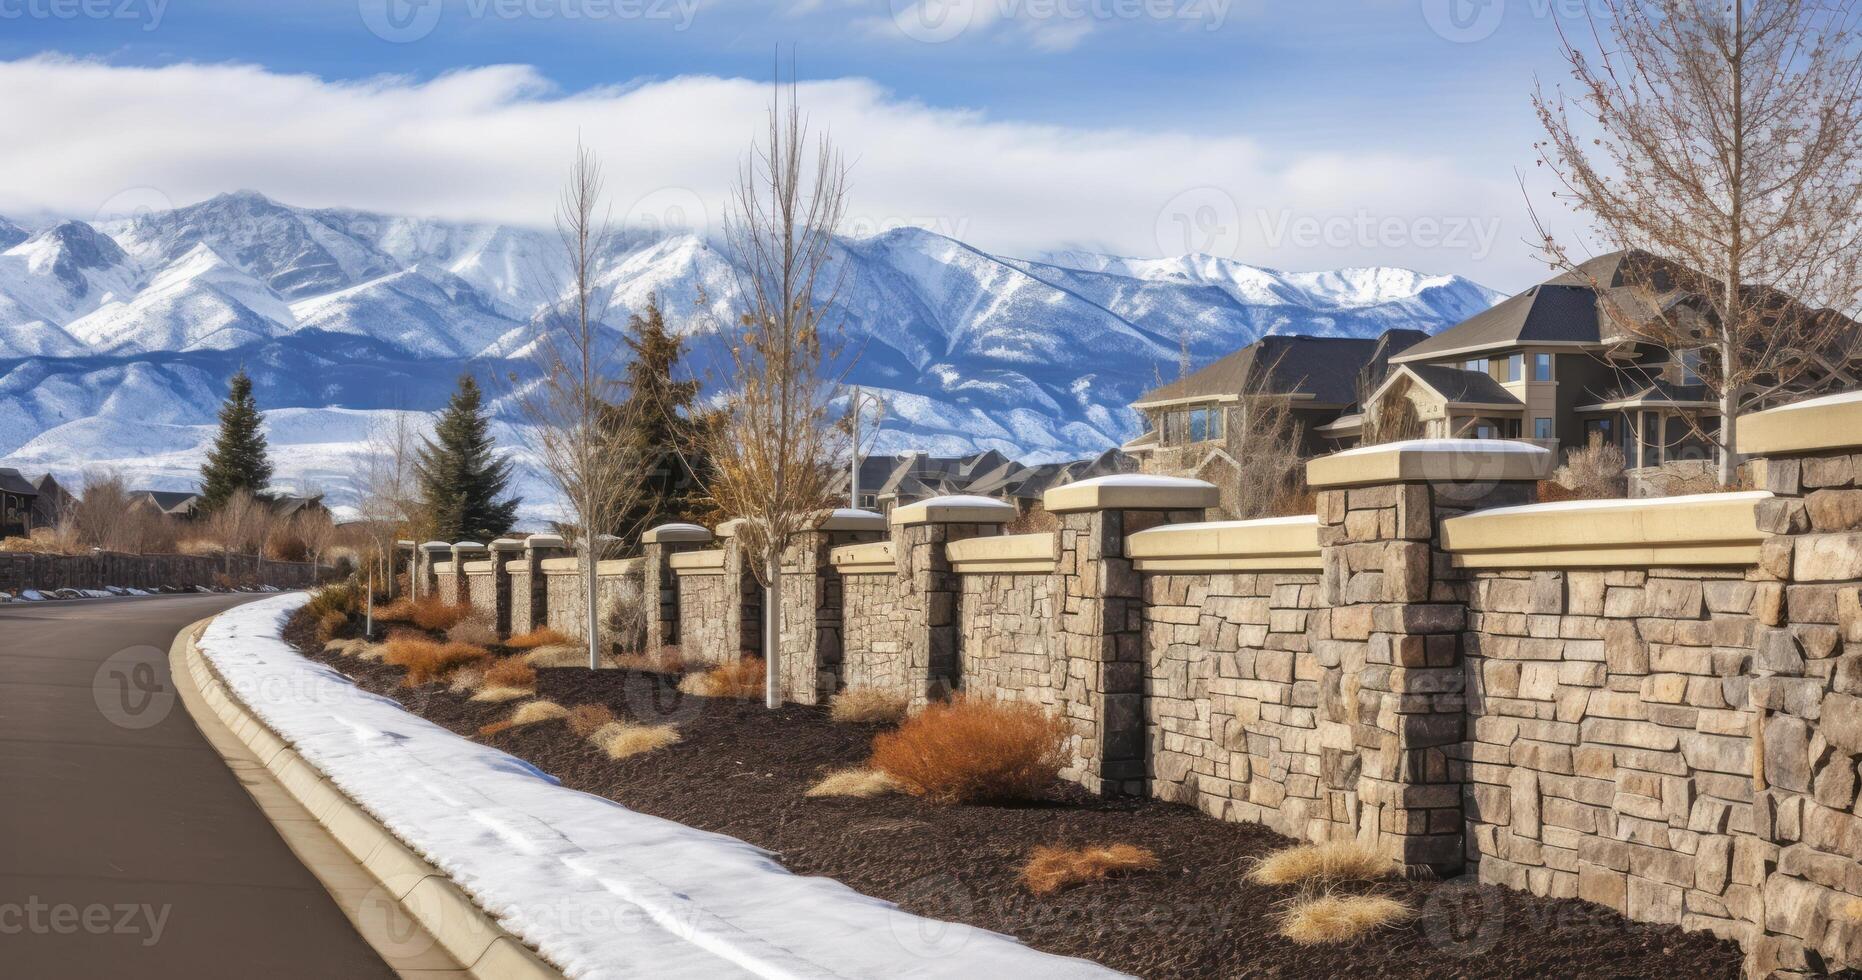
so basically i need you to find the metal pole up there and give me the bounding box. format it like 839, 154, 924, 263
365, 567, 374, 638
850, 385, 860, 509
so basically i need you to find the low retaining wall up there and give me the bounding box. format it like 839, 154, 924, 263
429, 395, 1862, 973
0, 551, 322, 593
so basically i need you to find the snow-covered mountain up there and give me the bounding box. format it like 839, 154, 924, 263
0, 191, 1504, 517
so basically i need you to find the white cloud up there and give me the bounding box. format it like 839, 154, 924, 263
0, 55, 1557, 290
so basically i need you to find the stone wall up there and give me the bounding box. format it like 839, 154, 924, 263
0, 551, 322, 593
677, 568, 737, 665
956, 571, 1076, 774
841, 572, 907, 692
1142, 571, 1328, 842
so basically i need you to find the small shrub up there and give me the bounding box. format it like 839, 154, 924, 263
524, 643, 605, 668
447, 613, 499, 646
382, 637, 491, 686
1247, 840, 1399, 887
481, 700, 571, 735
448, 664, 487, 694
567, 703, 617, 738
1019, 844, 1160, 895
483, 656, 537, 692
470, 685, 531, 703
1552, 431, 1627, 500
1278, 893, 1410, 945
305, 580, 360, 619
589, 721, 681, 759
505, 627, 573, 650
375, 593, 472, 632
869, 696, 1070, 804
830, 688, 909, 724
677, 657, 766, 699
805, 769, 900, 798
614, 646, 688, 674
314, 610, 348, 645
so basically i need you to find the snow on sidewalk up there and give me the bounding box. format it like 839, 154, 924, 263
199, 594, 1123, 980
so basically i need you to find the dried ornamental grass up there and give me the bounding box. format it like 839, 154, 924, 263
448, 665, 487, 694
829, 688, 909, 724
1247, 840, 1400, 887
382, 637, 491, 686
477, 700, 570, 734
805, 769, 900, 798
504, 627, 573, 650
482, 656, 537, 692
589, 721, 682, 759
869, 696, 1070, 804
1278, 893, 1411, 945
567, 703, 617, 738
447, 614, 499, 646
676, 657, 767, 699
1019, 844, 1160, 895
523, 644, 598, 668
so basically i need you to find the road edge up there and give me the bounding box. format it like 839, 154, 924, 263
170, 616, 562, 980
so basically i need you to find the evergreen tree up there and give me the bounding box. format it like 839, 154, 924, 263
610, 295, 709, 545
416, 374, 520, 541
198, 368, 275, 512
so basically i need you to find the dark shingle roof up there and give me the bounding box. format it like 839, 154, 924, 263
1404, 365, 1522, 406
137, 490, 199, 512
0, 468, 37, 496
1138, 330, 1423, 407
1392, 283, 1605, 363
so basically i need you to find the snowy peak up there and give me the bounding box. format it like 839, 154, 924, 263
0, 216, 29, 251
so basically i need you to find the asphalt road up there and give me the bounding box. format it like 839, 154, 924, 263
0, 594, 392, 978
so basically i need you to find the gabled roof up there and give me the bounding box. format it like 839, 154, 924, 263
1135, 331, 1413, 409
1402, 364, 1523, 406
0, 468, 37, 496
1391, 281, 1606, 363
136, 490, 199, 513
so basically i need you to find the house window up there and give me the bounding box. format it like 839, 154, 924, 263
1465, 358, 1490, 374
1584, 417, 1613, 444
1188, 407, 1210, 442
1534, 417, 1554, 439
1506, 354, 1523, 382
1473, 423, 1498, 439
1534, 353, 1553, 381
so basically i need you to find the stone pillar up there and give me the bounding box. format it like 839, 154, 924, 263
642, 523, 714, 654
1306, 440, 1551, 874
780, 510, 887, 705
1735, 395, 1862, 975
890, 497, 1016, 706
486, 538, 523, 635
417, 541, 450, 600
1044, 476, 1217, 797
447, 541, 485, 606
716, 519, 764, 658
392, 540, 415, 599
509, 534, 567, 636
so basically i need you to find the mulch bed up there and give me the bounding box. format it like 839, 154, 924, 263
286, 611, 1746, 979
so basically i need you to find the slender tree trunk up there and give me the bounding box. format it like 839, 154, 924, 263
585, 540, 601, 671
764, 554, 782, 709
1718, 348, 1740, 487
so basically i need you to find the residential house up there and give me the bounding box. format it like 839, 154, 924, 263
29, 473, 73, 530
0, 468, 39, 538
133, 490, 202, 520
832, 449, 1135, 516
1129, 251, 1860, 478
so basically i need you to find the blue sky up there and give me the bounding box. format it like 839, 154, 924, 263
0, 1, 1592, 290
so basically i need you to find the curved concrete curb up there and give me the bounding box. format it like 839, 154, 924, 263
170, 617, 561, 980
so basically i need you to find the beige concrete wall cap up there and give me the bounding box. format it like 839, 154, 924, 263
715, 518, 747, 538
488, 538, 526, 552
669, 549, 727, 576
1307, 438, 1554, 489
1441, 490, 1771, 568
641, 522, 712, 544
525, 533, 567, 550
596, 557, 643, 575
461, 560, 496, 574
815, 508, 886, 531
1736, 391, 1862, 456
1127, 516, 1322, 572
830, 540, 895, 573
1043, 475, 1219, 514
432, 561, 455, 575
947, 532, 1057, 574
420, 541, 452, 552
538, 557, 581, 573
889, 495, 1017, 526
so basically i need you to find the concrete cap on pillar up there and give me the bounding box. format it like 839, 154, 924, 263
396, 539, 418, 549
1737, 390, 1862, 456
1306, 439, 1554, 489
419, 541, 452, 553
1043, 475, 1218, 514
451, 541, 487, 554
488, 538, 525, 552
889, 495, 1017, 526
714, 518, 747, 539
815, 508, 886, 532
642, 523, 713, 545
524, 533, 567, 551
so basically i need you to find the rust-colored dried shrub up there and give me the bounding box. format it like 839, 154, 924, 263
567, 703, 617, 738
375, 594, 472, 632
1278, 893, 1410, 945
676, 657, 766, 699
829, 688, 908, 724
314, 610, 348, 646
869, 696, 1070, 804
382, 637, 491, 686
447, 613, 499, 646
505, 627, 574, 650
481, 657, 537, 692
1018, 844, 1160, 895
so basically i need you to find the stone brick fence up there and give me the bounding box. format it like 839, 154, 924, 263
0, 551, 324, 593
416, 393, 1862, 974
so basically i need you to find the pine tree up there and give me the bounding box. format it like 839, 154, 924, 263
609, 295, 708, 545
198, 368, 274, 512
416, 374, 520, 542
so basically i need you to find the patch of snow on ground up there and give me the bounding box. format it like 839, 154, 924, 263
198, 594, 1120, 980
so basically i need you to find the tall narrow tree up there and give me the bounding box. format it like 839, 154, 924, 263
611, 294, 708, 545
199, 368, 274, 512
416, 374, 520, 542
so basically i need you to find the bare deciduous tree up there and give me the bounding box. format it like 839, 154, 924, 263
358, 411, 431, 595
1554, 431, 1630, 499
1533, 0, 1862, 485
205, 490, 271, 576
516, 142, 646, 669
703, 71, 851, 709
72, 471, 177, 554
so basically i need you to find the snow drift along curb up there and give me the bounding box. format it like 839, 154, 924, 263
195, 593, 1123, 980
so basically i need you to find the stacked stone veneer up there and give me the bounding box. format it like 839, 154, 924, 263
428, 398, 1862, 972
0, 551, 322, 593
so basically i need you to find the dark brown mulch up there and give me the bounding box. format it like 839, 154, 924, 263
289, 612, 1744, 979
